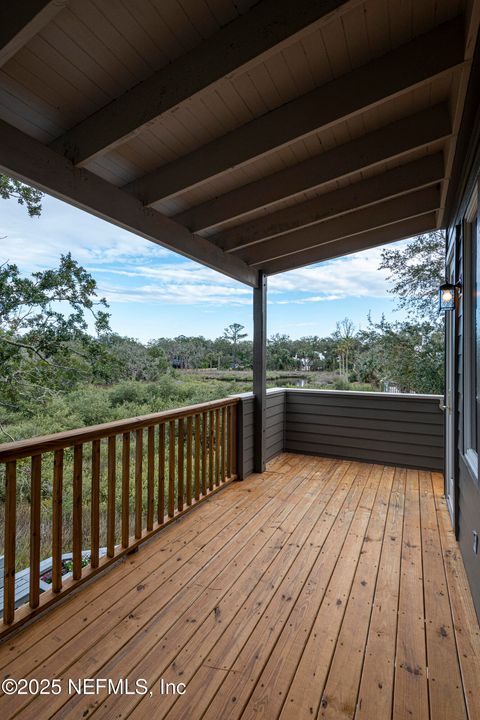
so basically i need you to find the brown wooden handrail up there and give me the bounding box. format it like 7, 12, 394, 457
0, 397, 238, 462
0, 396, 239, 634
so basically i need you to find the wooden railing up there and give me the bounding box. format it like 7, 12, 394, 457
0, 397, 238, 634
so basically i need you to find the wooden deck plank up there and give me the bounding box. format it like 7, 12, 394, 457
433, 473, 480, 720
186, 463, 376, 720
392, 469, 429, 720
355, 467, 407, 720
126, 461, 352, 720
205, 463, 366, 670
61, 460, 341, 719
316, 466, 395, 720
275, 465, 387, 720
419, 470, 466, 720
0, 455, 477, 720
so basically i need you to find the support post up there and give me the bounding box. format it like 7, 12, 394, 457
253, 271, 267, 473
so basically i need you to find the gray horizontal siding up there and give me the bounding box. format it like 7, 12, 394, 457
235, 388, 444, 477
285, 390, 444, 471
235, 389, 285, 479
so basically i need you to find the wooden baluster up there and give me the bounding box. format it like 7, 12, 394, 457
121, 432, 130, 548
72, 444, 83, 581
221, 406, 226, 482
178, 417, 184, 512
232, 403, 238, 477
209, 410, 214, 492
91, 439, 100, 567
147, 426, 155, 531
168, 420, 175, 517
186, 416, 193, 506
135, 429, 143, 539
226, 404, 232, 479
29, 454, 41, 609
202, 411, 207, 496
215, 408, 221, 487
194, 414, 200, 501
52, 449, 63, 593
158, 424, 165, 525
107, 436, 116, 557
3, 460, 16, 624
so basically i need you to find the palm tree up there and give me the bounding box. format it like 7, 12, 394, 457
223, 323, 248, 368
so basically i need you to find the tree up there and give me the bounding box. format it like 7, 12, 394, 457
376, 230, 446, 393
356, 315, 444, 394
0, 176, 43, 217
333, 318, 357, 378
268, 334, 297, 370
379, 231, 445, 322
223, 323, 248, 367
0, 253, 110, 417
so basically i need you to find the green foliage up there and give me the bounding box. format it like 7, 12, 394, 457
94, 335, 168, 383
0, 254, 110, 413
267, 334, 298, 371
333, 377, 351, 391
0, 175, 43, 217
379, 231, 445, 322
332, 318, 358, 378
223, 323, 248, 367
356, 316, 444, 394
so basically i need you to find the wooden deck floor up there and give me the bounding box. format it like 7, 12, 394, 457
1, 454, 479, 720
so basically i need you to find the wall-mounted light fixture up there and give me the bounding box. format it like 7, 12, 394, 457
438, 282, 456, 311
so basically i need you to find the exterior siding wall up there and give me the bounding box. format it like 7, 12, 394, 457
236, 389, 285, 479
285, 390, 444, 470
450, 185, 480, 621
446, 28, 480, 622
458, 457, 480, 617
237, 389, 444, 479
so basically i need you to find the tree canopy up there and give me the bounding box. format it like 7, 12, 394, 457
379, 231, 445, 322
0, 253, 110, 412
0, 176, 43, 217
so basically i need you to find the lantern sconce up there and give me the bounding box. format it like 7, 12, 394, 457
438, 282, 457, 312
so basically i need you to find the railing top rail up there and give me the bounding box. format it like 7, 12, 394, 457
0, 396, 239, 462
281, 388, 444, 400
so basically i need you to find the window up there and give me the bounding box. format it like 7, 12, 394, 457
464, 186, 479, 476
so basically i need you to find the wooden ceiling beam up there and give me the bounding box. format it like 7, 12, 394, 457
0, 120, 258, 287
175, 104, 451, 233
0, 1, 67, 67
213, 154, 444, 253
126, 17, 464, 206
262, 214, 438, 275
238, 187, 440, 266
50, 0, 356, 165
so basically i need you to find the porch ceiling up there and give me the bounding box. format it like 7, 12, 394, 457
0, 0, 478, 286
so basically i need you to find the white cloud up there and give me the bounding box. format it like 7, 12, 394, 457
0, 194, 170, 271
268, 245, 402, 300
90, 262, 241, 287
100, 281, 251, 306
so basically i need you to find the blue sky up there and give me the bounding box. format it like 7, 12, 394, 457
0, 193, 407, 341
